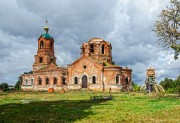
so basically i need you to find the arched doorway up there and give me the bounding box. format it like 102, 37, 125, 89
82, 75, 87, 88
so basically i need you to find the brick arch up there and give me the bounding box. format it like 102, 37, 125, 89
38, 56, 43, 63
30, 78, 34, 85
45, 77, 49, 85
61, 76, 66, 85
80, 73, 89, 88
37, 77, 42, 85
89, 43, 95, 53
115, 74, 121, 84
24, 78, 28, 86
125, 76, 130, 85
74, 77, 78, 84
80, 73, 89, 83
40, 40, 44, 49
91, 74, 98, 84
53, 77, 58, 85
100, 42, 108, 55
72, 74, 79, 84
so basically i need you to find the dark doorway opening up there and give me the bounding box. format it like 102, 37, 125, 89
82, 75, 88, 88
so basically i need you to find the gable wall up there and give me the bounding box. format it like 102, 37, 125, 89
68, 56, 103, 88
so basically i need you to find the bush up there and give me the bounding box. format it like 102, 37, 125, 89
167, 88, 176, 93
132, 82, 141, 92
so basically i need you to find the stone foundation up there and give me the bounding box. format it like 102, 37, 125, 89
21, 84, 130, 92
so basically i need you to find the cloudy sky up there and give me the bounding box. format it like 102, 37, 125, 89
0, 0, 179, 85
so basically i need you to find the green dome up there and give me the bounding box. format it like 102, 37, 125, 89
41, 33, 52, 39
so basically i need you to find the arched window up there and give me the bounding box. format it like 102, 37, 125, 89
102, 44, 105, 54
31, 79, 33, 85
89, 44, 94, 53
53, 78, 57, 85
50, 58, 53, 63
116, 75, 119, 84
46, 78, 49, 85
40, 41, 44, 49
125, 77, 129, 84
92, 76, 96, 84
25, 79, 28, 86
74, 77, 78, 84
38, 77, 42, 85
62, 77, 66, 85
39, 57, 43, 63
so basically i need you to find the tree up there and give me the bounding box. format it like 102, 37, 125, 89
160, 75, 180, 94
174, 76, 180, 96
0, 83, 9, 92
160, 78, 174, 90
14, 76, 22, 91
14, 81, 21, 91
154, 0, 180, 60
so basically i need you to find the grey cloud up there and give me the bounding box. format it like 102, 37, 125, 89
0, 0, 179, 85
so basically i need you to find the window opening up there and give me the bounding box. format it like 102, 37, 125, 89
102, 44, 105, 54
54, 78, 57, 85
40, 41, 44, 49
89, 44, 94, 53
46, 78, 49, 85
74, 77, 78, 84
92, 76, 96, 84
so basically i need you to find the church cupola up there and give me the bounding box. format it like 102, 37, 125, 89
41, 25, 52, 39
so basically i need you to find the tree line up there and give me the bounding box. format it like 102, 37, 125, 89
160, 75, 180, 94
131, 75, 180, 95
0, 80, 21, 92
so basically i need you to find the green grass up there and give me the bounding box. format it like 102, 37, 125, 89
0, 91, 180, 123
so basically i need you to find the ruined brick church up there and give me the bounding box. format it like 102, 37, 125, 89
21, 25, 132, 91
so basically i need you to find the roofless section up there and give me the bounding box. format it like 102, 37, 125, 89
81, 38, 112, 64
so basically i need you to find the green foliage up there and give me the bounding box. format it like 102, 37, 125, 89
160, 75, 180, 94
14, 81, 21, 91
177, 86, 180, 96
103, 61, 117, 66
154, 0, 180, 60
132, 82, 141, 92
160, 78, 174, 90
0, 83, 9, 92
24, 71, 33, 74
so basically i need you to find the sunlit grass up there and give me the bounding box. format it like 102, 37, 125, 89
0, 91, 179, 123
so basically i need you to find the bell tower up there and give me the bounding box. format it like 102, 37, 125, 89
33, 21, 57, 71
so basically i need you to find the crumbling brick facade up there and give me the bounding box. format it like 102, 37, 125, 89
68, 38, 132, 91
21, 26, 132, 92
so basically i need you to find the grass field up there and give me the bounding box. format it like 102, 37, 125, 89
0, 91, 180, 123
